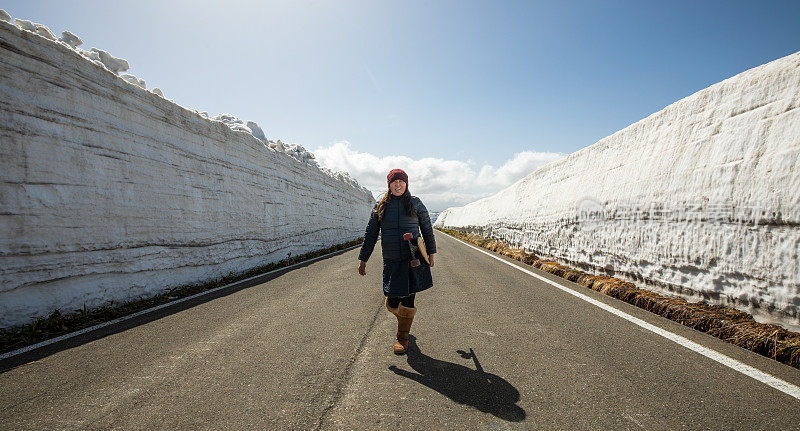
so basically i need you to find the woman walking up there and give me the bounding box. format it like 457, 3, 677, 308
358, 169, 436, 354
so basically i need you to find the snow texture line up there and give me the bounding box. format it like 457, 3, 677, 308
0, 244, 362, 361
447, 235, 800, 401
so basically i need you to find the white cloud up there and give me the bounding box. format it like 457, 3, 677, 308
312, 141, 564, 212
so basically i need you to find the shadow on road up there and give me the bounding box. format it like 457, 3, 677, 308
388, 335, 526, 422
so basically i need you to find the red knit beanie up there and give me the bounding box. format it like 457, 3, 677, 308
387, 169, 408, 188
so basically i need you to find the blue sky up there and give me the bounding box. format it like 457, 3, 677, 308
4, 1, 800, 211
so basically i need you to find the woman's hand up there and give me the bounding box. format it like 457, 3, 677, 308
428, 253, 435, 267
358, 260, 367, 276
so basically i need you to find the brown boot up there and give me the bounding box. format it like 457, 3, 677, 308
393, 304, 417, 355
385, 297, 400, 317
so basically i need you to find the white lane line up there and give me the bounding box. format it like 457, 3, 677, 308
447, 235, 800, 401
0, 244, 362, 361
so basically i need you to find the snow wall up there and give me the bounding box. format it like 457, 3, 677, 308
0, 20, 375, 328
435, 51, 800, 331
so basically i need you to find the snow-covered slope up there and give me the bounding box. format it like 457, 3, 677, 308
0, 18, 374, 328
436, 51, 800, 330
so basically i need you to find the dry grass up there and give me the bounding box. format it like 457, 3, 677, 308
436, 227, 800, 369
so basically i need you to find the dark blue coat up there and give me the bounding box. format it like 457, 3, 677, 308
359, 194, 437, 297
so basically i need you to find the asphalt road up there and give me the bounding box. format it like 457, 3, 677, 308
2, 231, 799, 430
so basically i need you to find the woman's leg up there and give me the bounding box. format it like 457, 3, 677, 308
385, 294, 417, 354
399, 293, 415, 308
394, 300, 416, 355
387, 294, 414, 309
386, 297, 402, 309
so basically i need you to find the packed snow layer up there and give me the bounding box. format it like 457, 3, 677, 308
0, 20, 375, 328
5, 10, 292, 151
436, 51, 800, 330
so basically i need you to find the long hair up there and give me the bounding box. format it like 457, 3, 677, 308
376, 188, 417, 221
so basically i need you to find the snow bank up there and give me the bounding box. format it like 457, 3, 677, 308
58, 30, 81, 48
0, 19, 375, 328
247, 121, 266, 142
436, 51, 800, 331
3, 12, 351, 179
120, 73, 145, 89
91, 47, 129, 73
12, 18, 36, 32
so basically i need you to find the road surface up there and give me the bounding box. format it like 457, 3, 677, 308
2, 231, 799, 430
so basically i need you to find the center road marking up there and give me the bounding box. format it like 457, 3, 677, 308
447, 234, 800, 401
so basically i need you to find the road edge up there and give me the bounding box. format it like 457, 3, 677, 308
0, 243, 362, 362
443, 231, 800, 401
